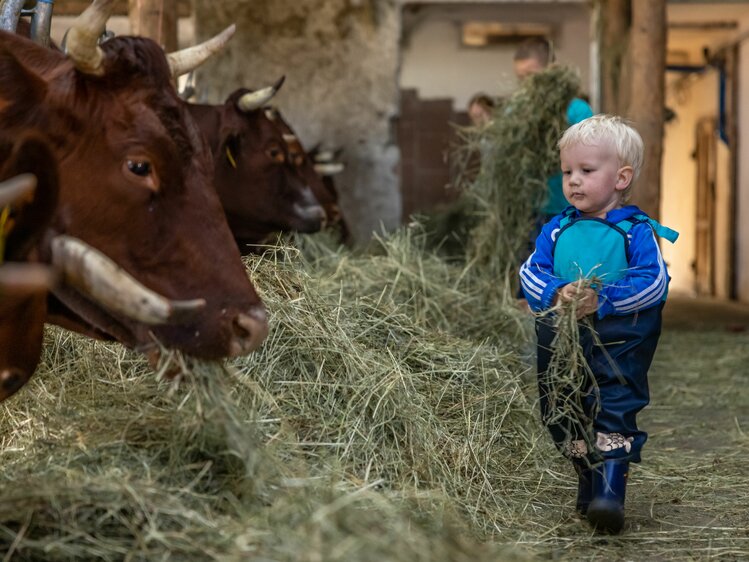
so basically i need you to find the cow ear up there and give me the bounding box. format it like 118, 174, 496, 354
2, 135, 59, 262
0, 45, 48, 118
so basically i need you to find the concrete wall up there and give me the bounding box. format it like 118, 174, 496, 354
400, 2, 592, 111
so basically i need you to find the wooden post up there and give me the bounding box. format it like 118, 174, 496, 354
128, 0, 178, 52
626, 0, 667, 220
599, 0, 631, 114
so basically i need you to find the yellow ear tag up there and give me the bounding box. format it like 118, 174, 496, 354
226, 146, 238, 169
0, 206, 10, 264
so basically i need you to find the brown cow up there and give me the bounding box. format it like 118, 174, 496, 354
187, 79, 326, 252
0, 133, 58, 402
268, 108, 350, 242
0, 0, 267, 360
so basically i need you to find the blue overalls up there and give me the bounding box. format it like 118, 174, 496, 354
535, 210, 678, 463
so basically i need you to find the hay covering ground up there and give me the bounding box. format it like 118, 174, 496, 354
0, 231, 544, 561
2, 67, 749, 560
4, 233, 749, 561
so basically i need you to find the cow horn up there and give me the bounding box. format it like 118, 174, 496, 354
167, 24, 236, 79
51, 235, 206, 325
0, 173, 36, 208
64, 0, 116, 76
0, 263, 57, 297
237, 76, 286, 113
314, 163, 345, 176
313, 150, 335, 163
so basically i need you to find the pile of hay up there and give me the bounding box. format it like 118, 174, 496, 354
0, 233, 554, 561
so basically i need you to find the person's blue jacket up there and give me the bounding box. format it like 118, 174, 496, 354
520, 206, 672, 319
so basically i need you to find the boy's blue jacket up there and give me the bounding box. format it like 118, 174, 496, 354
520, 205, 675, 319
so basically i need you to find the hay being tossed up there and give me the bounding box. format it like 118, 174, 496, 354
446, 66, 582, 285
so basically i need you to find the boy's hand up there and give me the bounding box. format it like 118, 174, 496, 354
557, 282, 599, 319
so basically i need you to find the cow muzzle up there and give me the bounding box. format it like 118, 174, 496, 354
0, 367, 28, 401
293, 203, 327, 233
51, 235, 206, 326
228, 305, 268, 357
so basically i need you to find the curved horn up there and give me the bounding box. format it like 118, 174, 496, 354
64, 0, 117, 76
51, 235, 206, 325
0, 173, 36, 208
314, 163, 345, 176
237, 76, 286, 113
313, 150, 335, 163
0, 263, 57, 297
167, 24, 236, 79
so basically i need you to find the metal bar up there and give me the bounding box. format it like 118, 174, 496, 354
0, 0, 26, 31
30, 0, 54, 48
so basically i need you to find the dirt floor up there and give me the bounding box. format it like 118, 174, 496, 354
537, 295, 749, 561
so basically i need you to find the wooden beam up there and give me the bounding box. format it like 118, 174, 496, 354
52, 0, 191, 18
128, 0, 178, 51
599, 0, 631, 115
626, 0, 667, 220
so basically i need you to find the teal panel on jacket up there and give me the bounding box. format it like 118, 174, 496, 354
553, 219, 630, 284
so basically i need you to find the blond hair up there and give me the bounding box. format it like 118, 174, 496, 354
558, 114, 644, 200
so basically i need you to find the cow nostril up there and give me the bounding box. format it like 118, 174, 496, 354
0, 368, 26, 399
230, 306, 269, 356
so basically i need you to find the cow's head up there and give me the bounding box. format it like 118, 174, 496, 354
271, 112, 346, 228
0, 0, 268, 359
0, 134, 58, 401
189, 79, 325, 248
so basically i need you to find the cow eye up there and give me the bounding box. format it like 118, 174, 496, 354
122, 157, 158, 192
127, 160, 151, 177
267, 146, 285, 163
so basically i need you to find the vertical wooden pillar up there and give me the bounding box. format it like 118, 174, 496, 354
599, 0, 631, 114
128, 0, 178, 51
626, 0, 667, 220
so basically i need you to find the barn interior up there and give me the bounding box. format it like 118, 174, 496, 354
3, 1, 749, 560
50, 0, 749, 303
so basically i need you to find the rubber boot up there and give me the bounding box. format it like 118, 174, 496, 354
573, 461, 593, 517
586, 459, 628, 534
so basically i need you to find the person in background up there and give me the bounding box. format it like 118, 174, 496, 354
513, 37, 595, 304
513, 37, 594, 220
519, 115, 678, 534
467, 93, 496, 127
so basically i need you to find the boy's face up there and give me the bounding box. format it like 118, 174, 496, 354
560, 142, 633, 218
